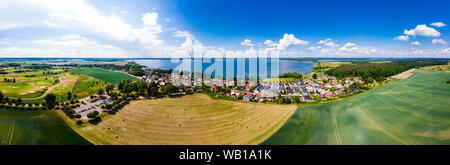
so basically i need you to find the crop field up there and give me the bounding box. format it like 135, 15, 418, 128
421, 63, 450, 71
263, 70, 450, 145
0, 108, 91, 145
66, 94, 297, 145
71, 67, 137, 84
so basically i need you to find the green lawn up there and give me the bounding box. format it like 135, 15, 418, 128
263, 70, 450, 145
0, 108, 91, 145
71, 67, 136, 84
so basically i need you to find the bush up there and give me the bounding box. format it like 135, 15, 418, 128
87, 111, 99, 118
76, 120, 83, 125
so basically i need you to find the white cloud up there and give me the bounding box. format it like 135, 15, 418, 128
0, 0, 163, 49
308, 46, 322, 50
431, 39, 447, 45
264, 40, 276, 47
241, 39, 254, 47
32, 35, 121, 50
403, 24, 440, 37
173, 30, 193, 38
338, 42, 358, 51
277, 33, 308, 51
410, 41, 421, 46
393, 35, 409, 41
0, 34, 130, 58
0, 46, 129, 58
316, 38, 339, 47
430, 22, 446, 28
0, 38, 8, 44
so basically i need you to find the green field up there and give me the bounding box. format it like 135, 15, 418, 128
71, 67, 137, 84
263, 70, 450, 145
0, 68, 65, 98
0, 108, 91, 145
71, 74, 107, 99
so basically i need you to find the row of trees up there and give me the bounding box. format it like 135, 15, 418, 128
279, 72, 303, 79
3, 78, 16, 83
118, 79, 181, 97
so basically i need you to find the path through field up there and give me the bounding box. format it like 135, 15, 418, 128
21, 75, 78, 100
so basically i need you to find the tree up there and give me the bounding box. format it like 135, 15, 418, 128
98, 88, 104, 96
0, 91, 4, 102
16, 98, 23, 105
105, 84, 114, 93
45, 94, 57, 109
185, 88, 193, 94
87, 111, 99, 118
162, 84, 179, 94
279, 72, 302, 79
67, 92, 72, 100
312, 74, 318, 79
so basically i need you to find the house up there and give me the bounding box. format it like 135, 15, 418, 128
304, 95, 311, 102
299, 96, 306, 102
243, 95, 251, 101
350, 87, 357, 93
325, 91, 333, 98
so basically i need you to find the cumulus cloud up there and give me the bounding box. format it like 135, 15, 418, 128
430, 22, 446, 28
338, 42, 358, 51
0, 0, 163, 49
277, 34, 308, 51
308, 46, 322, 50
0, 38, 8, 44
240, 39, 254, 47
173, 30, 193, 38
393, 35, 409, 41
411, 41, 421, 46
264, 40, 276, 47
403, 24, 440, 37
431, 39, 447, 45
316, 38, 339, 47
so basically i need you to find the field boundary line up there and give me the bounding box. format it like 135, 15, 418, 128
332, 112, 343, 145
3, 122, 11, 145
8, 121, 15, 145
69, 75, 79, 92
356, 107, 413, 145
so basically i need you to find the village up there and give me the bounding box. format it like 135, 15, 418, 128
139, 68, 367, 104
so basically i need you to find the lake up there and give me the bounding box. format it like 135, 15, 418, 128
132, 58, 316, 79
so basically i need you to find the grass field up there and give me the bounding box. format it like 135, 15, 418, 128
65, 94, 296, 145
0, 108, 91, 145
71, 67, 137, 84
263, 70, 450, 145
71, 74, 106, 99
0, 68, 66, 98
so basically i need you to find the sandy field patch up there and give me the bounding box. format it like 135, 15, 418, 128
392, 68, 416, 79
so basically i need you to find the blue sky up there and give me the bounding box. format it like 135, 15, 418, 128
0, 0, 449, 58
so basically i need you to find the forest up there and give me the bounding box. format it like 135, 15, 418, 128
325, 60, 447, 81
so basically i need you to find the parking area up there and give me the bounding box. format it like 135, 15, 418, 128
73, 96, 112, 119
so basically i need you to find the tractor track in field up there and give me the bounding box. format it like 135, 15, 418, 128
355, 106, 414, 145
4, 121, 15, 145
331, 112, 343, 145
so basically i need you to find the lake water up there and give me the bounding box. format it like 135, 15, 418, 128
132, 58, 316, 79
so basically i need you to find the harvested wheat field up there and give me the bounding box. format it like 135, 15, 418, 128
70, 94, 296, 145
